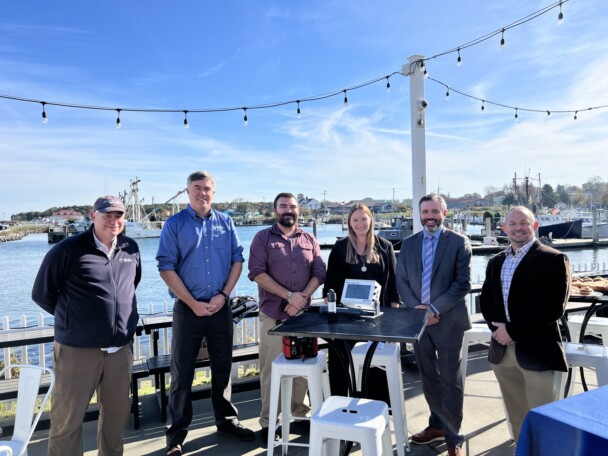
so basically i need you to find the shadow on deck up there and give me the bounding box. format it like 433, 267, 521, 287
20, 347, 528, 455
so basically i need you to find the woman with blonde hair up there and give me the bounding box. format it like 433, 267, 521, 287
323, 203, 400, 396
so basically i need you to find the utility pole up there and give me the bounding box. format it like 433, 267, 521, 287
404, 55, 427, 233
321, 190, 327, 202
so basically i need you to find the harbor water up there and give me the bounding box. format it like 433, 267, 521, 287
2, 224, 608, 326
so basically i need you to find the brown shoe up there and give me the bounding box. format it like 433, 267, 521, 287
448, 447, 463, 456
410, 426, 445, 445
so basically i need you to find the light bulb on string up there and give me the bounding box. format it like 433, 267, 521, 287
183, 111, 189, 129
558, 1, 564, 25
343, 90, 348, 108
41, 102, 48, 124
296, 101, 301, 118
243, 108, 248, 126
419, 60, 425, 73
574, 111, 578, 120
385, 77, 391, 93
423, 68, 428, 78
115, 109, 122, 129
457, 48, 462, 66
514, 108, 519, 120
445, 88, 450, 100
500, 30, 505, 49
546, 110, 551, 117
481, 100, 485, 112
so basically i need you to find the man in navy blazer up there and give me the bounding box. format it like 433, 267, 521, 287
396, 194, 472, 456
480, 206, 571, 441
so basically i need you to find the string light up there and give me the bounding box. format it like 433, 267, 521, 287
41, 102, 48, 124
183, 110, 189, 129
500, 29, 506, 48
428, 76, 608, 121
386, 76, 391, 93
115, 109, 121, 129
0, 1, 578, 128
243, 108, 248, 126
296, 100, 301, 118
558, 1, 564, 24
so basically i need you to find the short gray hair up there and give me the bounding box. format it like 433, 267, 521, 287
419, 193, 447, 212
187, 171, 215, 188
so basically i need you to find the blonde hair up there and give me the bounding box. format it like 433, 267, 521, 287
346, 204, 380, 265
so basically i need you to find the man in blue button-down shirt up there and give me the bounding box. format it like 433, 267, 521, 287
157, 171, 254, 455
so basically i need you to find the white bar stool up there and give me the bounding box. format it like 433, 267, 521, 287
567, 314, 608, 344
461, 323, 492, 382
266, 351, 331, 455
351, 341, 410, 456
310, 396, 393, 456
556, 342, 608, 397
461, 324, 514, 440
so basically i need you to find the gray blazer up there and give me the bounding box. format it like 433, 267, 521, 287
396, 228, 472, 334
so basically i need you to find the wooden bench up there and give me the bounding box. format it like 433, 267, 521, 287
133, 344, 261, 425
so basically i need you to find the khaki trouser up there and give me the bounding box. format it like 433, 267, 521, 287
258, 311, 310, 428
48, 341, 133, 456
492, 344, 558, 442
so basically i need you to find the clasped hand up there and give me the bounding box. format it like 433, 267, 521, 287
285, 292, 308, 317
191, 294, 226, 317
415, 304, 440, 326
491, 321, 514, 346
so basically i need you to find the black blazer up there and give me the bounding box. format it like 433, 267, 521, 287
480, 240, 571, 372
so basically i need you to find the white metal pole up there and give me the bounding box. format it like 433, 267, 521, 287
404, 55, 427, 234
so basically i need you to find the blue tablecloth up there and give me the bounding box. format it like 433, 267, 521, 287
516, 385, 608, 455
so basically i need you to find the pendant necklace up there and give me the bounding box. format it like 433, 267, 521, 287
359, 254, 367, 272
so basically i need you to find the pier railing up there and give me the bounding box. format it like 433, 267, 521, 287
3, 262, 606, 377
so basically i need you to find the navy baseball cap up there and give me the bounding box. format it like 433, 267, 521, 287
93, 195, 126, 213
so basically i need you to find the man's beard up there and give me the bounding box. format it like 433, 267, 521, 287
422, 218, 443, 232
277, 213, 296, 227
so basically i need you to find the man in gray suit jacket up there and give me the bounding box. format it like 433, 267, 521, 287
396, 194, 472, 456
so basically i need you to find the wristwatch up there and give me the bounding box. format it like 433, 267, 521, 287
286, 291, 292, 302
219, 290, 230, 299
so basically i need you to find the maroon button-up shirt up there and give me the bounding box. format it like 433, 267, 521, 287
248, 224, 326, 320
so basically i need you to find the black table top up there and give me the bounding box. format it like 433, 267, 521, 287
269, 306, 427, 343
0, 326, 55, 349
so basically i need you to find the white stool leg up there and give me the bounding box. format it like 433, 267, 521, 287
280, 376, 293, 454
460, 333, 472, 381
382, 422, 394, 456
384, 354, 409, 455
267, 367, 282, 456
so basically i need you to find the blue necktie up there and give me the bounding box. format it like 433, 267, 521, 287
421, 235, 433, 305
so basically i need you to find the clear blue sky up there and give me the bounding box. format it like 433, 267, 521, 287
0, 0, 606, 217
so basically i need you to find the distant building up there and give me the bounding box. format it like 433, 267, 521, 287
446, 197, 492, 209
297, 196, 321, 212
49, 210, 84, 225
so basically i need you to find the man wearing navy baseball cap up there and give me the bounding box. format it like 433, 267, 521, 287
33, 194, 140, 456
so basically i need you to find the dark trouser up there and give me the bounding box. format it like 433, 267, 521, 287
166, 300, 238, 448
414, 327, 465, 448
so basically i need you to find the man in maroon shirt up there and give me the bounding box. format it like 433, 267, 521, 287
248, 192, 326, 444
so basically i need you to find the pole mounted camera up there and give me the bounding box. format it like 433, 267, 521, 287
417, 99, 428, 111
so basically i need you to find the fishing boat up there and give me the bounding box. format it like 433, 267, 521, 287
121, 178, 164, 239
536, 213, 582, 239
377, 216, 414, 248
